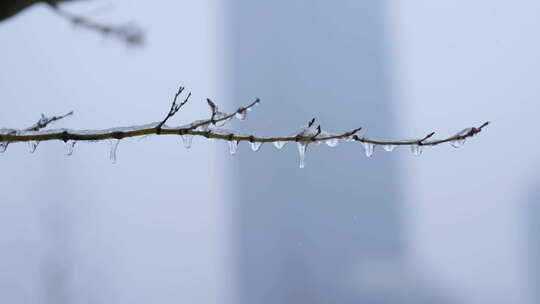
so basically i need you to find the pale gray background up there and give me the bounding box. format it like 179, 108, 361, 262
0, 0, 538, 303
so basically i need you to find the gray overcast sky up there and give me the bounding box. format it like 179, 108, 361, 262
0, 1, 232, 303
1, 1, 539, 303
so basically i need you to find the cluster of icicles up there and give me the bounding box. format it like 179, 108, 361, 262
0, 111, 471, 168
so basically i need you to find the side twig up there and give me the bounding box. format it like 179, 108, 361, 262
155, 86, 191, 134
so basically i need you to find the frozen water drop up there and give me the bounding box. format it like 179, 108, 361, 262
450, 138, 466, 148
181, 134, 193, 149
297, 142, 307, 168
0, 142, 8, 153
196, 124, 209, 132
363, 142, 375, 157
228, 140, 238, 155
325, 138, 339, 147
383, 145, 395, 152
235, 110, 247, 120
410, 144, 423, 156
108, 139, 120, 164
213, 112, 229, 127
27, 140, 39, 153
64, 140, 76, 156
250, 141, 262, 152
450, 128, 472, 148
344, 135, 356, 142
273, 141, 287, 149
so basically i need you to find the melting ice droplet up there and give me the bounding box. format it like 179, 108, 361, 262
109, 139, 120, 164
64, 140, 76, 156
196, 124, 209, 132
181, 134, 193, 149
0, 142, 8, 153
273, 141, 286, 150
250, 141, 262, 152
228, 140, 238, 155
450, 138, 466, 148
297, 142, 307, 168
383, 145, 395, 152
325, 138, 339, 147
410, 144, 423, 156
363, 142, 374, 157
27, 141, 39, 153
213, 112, 229, 127
235, 110, 247, 120
450, 128, 471, 148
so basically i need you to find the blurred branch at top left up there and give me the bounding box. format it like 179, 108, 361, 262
0, 0, 144, 47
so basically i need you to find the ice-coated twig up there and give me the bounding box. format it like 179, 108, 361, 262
185, 98, 260, 132
0, 85, 489, 165
156, 86, 191, 134
26, 111, 74, 132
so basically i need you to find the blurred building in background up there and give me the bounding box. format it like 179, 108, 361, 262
226, 1, 449, 302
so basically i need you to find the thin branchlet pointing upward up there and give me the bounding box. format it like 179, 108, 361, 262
0, 85, 489, 167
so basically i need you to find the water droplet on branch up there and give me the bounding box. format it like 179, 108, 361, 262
28, 141, 39, 153
450, 138, 466, 148
228, 140, 238, 155
181, 134, 193, 149
273, 141, 286, 149
325, 138, 339, 147
363, 142, 375, 157
383, 145, 395, 152
450, 128, 472, 148
410, 144, 423, 156
213, 112, 229, 127
344, 135, 356, 142
108, 139, 120, 164
64, 140, 76, 156
250, 141, 262, 152
196, 124, 209, 132
235, 110, 247, 120
0, 142, 8, 153
297, 142, 307, 168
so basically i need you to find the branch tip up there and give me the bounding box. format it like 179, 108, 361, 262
419, 132, 435, 143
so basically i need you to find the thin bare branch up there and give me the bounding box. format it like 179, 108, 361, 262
0, 86, 489, 163
51, 6, 144, 46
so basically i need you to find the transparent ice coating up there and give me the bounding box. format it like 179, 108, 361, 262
27, 140, 39, 153
64, 140, 76, 155
450, 128, 472, 148
228, 140, 238, 154
363, 142, 375, 157
108, 139, 120, 163
235, 110, 247, 120
296, 142, 307, 168
383, 144, 395, 152
410, 144, 423, 156
180, 134, 193, 149
273, 141, 287, 149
